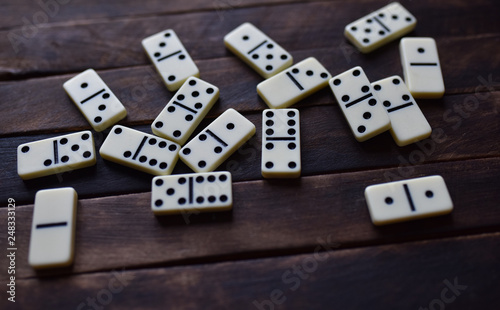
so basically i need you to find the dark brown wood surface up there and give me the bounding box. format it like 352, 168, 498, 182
0, 0, 499, 309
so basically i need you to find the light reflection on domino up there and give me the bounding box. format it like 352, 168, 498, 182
17, 131, 96, 180
372, 75, 431, 146
329, 66, 390, 142
100, 125, 180, 175
261, 109, 301, 178
400, 37, 445, 98
224, 22, 293, 78
63, 69, 127, 132
256, 57, 331, 109
152, 77, 219, 145
151, 172, 232, 215
179, 108, 256, 173
344, 2, 417, 53
142, 29, 200, 91
364, 175, 453, 225
28, 187, 77, 269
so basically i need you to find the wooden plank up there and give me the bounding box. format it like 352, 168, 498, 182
1, 92, 499, 204
0, 0, 313, 30
6, 232, 499, 309
1, 0, 498, 79
1, 157, 499, 279
1, 37, 499, 136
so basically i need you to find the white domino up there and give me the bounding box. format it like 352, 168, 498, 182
63, 69, 127, 132
151, 171, 232, 215
100, 125, 180, 175
329, 66, 390, 142
257, 57, 331, 109
224, 22, 293, 78
400, 37, 445, 98
180, 108, 256, 173
364, 175, 453, 225
372, 76, 432, 146
344, 2, 417, 53
17, 131, 96, 180
261, 109, 301, 178
28, 187, 77, 268
142, 29, 200, 91
152, 77, 219, 145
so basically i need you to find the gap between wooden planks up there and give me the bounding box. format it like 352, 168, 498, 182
0, 0, 498, 79
1, 157, 499, 280
5, 231, 499, 309
1, 91, 498, 204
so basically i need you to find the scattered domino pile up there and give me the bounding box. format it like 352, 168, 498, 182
19, 2, 453, 269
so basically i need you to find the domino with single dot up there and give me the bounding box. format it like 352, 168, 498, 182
257, 57, 331, 109
142, 29, 200, 91
100, 125, 180, 175
329, 66, 391, 142
261, 109, 301, 178
224, 22, 293, 78
28, 187, 77, 269
151, 171, 232, 215
372, 76, 432, 146
364, 175, 453, 225
344, 2, 417, 53
400, 37, 445, 98
152, 77, 219, 145
63, 69, 127, 132
17, 131, 96, 180
179, 108, 256, 173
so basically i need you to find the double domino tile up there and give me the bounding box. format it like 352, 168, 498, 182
142, 29, 199, 91
152, 77, 220, 145
365, 175, 453, 225
257, 57, 331, 109
17, 131, 96, 180
63, 69, 127, 132
100, 125, 180, 175
329, 66, 391, 142
344, 2, 417, 53
151, 171, 232, 215
261, 109, 301, 178
180, 108, 256, 173
224, 22, 293, 78
372, 76, 431, 146
400, 37, 445, 98
28, 188, 77, 269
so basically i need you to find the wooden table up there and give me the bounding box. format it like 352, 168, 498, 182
1, 0, 499, 308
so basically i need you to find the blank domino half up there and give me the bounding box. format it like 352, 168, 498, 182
63, 69, 127, 132
400, 37, 445, 98
364, 175, 453, 225
344, 2, 417, 53
329, 66, 391, 142
142, 29, 200, 91
100, 125, 180, 175
151, 172, 232, 215
372, 76, 431, 146
152, 77, 220, 145
257, 57, 331, 109
261, 109, 301, 178
180, 108, 256, 173
17, 131, 96, 180
224, 22, 293, 78
28, 187, 77, 269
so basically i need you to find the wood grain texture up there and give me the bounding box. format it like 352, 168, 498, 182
0, 0, 314, 30
1, 34, 499, 137
0, 0, 498, 79
1, 157, 499, 280
1, 92, 499, 204
0, 0, 499, 308
4, 232, 499, 309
